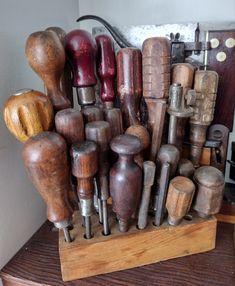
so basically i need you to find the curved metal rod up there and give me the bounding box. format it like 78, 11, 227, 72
76, 15, 134, 48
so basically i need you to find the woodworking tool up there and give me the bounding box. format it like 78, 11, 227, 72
65, 29, 97, 107
70, 141, 98, 239
142, 37, 171, 161
110, 134, 142, 232
82, 106, 104, 124
45, 26, 74, 106
22, 131, 73, 242
25, 31, 71, 111
189, 32, 219, 167
177, 158, 195, 178
167, 83, 194, 149
55, 108, 85, 209
96, 34, 123, 138
55, 108, 84, 145
117, 47, 142, 129
193, 166, 224, 218
154, 144, 180, 226
125, 125, 150, 168
3, 89, 54, 142
207, 124, 229, 172
85, 121, 111, 235
137, 161, 156, 229
166, 176, 195, 226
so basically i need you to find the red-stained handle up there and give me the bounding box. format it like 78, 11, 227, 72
65, 29, 97, 87
96, 34, 116, 106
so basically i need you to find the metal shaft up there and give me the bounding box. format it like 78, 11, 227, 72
84, 216, 92, 239
93, 177, 99, 213
168, 115, 177, 145
137, 186, 152, 229
154, 162, 170, 226
63, 227, 72, 243
102, 200, 110, 235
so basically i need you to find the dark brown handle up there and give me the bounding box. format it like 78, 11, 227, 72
25, 31, 71, 111
55, 108, 84, 145
81, 106, 104, 124
96, 34, 116, 107
22, 132, 72, 225
110, 134, 142, 232
117, 48, 142, 128
70, 141, 98, 200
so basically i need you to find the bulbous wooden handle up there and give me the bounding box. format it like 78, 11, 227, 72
96, 34, 116, 107
3, 89, 54, 142
65, 29, 97, 88
55, 108, 84, 145
117, 48, 142, 128
25, 31, 71, 111
22, 131, 72, 225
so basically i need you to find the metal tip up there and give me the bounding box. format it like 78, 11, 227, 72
63, 227, 72, 243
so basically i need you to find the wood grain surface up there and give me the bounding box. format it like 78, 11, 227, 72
1, 220, 234, 285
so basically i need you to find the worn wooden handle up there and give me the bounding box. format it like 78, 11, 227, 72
3, 89, 54, 142
96, 34, 116, 107
25, 31, 71, 111
142, 37, 170, 99
55, 108, 84, 145
104, 108, 123, 138
81, 106, 104, 124
70, 141, 98, 200
117, 48, 142, 128
171, 63, 195, 95
110, 134, 142, 232
166, 176, 195, 226
65, 29, 97, 88
22, 132, 72, 224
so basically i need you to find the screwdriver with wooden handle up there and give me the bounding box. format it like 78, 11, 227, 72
142, 37, 171, 161
55, 108, 85, 209
110, 134, 143, 232
85, 121, 111, 235
166, 176, 195, 226
117, 48, 142, 129
70, 141, 98, 239
22, 131, 73, 242
65, 30, 97, 107
96, 34, 123, 138
3, 89, 54, 142
25, 31, 71, 111
45, 26, 74, 106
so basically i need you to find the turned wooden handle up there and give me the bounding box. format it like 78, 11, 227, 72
166, 176, 195, 226
65, 29, 97, 88
81, 106, 104, 124
55, 108, 84, 145
3, 89, 54, 142
142, 37, 170, 99
117, 48, 142, 128
22, 131, 72, 224
110, 134, 142, 232
96, 34, 116, 107
171, 63, 195, 95
25, 31, 71, 111
70, 141, 98, 200
104, 108, 123, 138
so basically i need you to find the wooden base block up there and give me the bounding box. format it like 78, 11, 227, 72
59, 211, 217, 282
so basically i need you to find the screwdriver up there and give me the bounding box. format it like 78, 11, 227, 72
96, 34, 123, 138
25, 30, 71, 111
70, 141, 98, 239
85, 121, 111, 235
22, 131, 73, 242
3, 89, 54, 142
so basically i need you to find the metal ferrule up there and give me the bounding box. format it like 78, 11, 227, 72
80, 198, 93, 217
77, 87, 96, 106
54, 219, 71, 229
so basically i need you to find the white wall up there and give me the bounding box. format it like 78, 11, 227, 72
78, 0, 235, 31
0, 0, 78, 282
